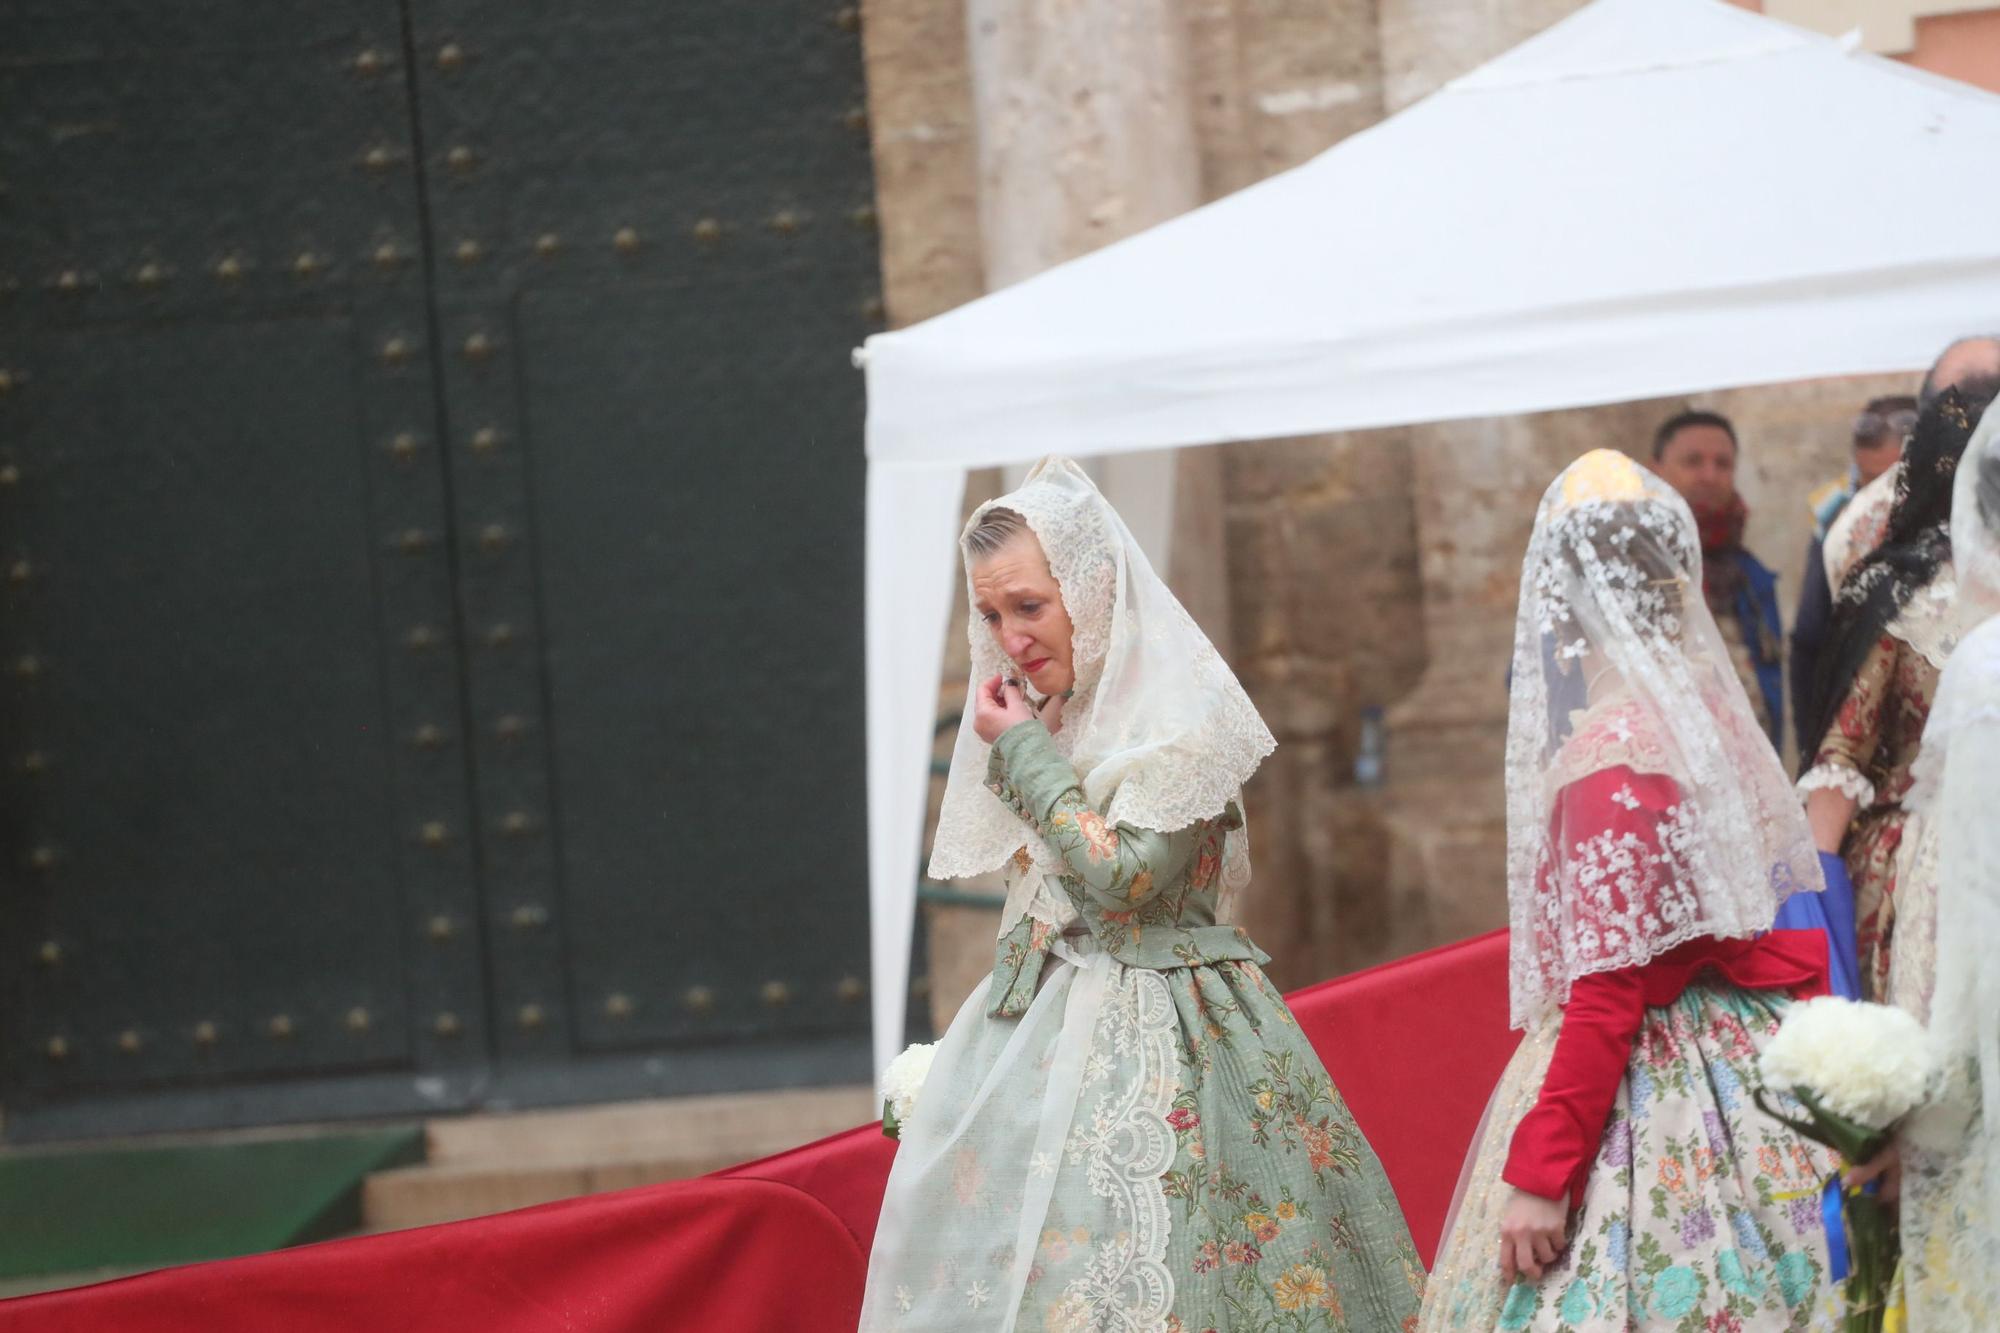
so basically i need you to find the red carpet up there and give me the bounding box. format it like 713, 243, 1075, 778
0, 931, 1516, 1333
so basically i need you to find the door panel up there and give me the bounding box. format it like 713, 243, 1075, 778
0, 0, 887, 1134
406, 0, 881, 1077
0, 2, 488, 1119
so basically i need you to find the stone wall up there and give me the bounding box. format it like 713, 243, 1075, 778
859, 0, 1949, 1022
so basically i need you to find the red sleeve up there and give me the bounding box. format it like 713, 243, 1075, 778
1507, 764, 1681, 1206
1503, 966, 1645, 1204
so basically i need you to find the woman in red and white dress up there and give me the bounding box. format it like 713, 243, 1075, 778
1421, 450, 1842, 1332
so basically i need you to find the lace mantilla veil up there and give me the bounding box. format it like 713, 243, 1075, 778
927, 457, 1274, 930
1504, 450, 1819, 1030
1901, 399, 2000, 1312
1824, 461, 1978, 676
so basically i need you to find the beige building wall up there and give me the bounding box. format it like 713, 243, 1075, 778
1751, 1, 2000, 93
859, 0, 1954, 1022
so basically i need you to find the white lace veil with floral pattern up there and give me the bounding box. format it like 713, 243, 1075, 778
1505, 450, 1820, 1029
1901, 400, 2000, 1306
927, 457, 1274, 927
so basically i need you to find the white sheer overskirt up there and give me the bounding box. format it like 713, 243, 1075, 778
860, 935, 1179, 1332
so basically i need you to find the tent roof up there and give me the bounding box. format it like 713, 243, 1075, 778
861, 0, 2000, 466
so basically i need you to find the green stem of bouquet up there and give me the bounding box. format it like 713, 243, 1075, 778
1751, 1085, 1896, 1333
1842, 1190, 1893, 1333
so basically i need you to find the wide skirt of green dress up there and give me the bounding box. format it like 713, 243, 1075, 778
859, 936, 1425, 1332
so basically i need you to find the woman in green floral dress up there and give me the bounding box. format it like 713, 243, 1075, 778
1419, 452, 1843, 1333
859, 457, 1424, 1332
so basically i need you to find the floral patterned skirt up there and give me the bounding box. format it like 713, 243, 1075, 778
1421, 985, 1843, 1333
859, 937, 1424, 1332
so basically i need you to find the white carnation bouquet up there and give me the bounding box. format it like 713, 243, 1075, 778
879, 1041, 937, 1142
1755, 996, 1942, 1333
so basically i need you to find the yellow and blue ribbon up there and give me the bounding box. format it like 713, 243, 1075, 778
1774, 1173, 1862, 1282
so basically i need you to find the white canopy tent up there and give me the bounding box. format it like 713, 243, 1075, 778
856, 0, 2000, 1075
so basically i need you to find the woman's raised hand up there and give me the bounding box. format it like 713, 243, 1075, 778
973, 674, 1037, 743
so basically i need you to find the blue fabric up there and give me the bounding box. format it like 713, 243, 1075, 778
1730, 551, 1786, 751
1821, 1175, 1851, 1281
1772, 851, 1861, 999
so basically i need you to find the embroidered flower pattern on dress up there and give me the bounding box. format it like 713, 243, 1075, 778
1533, 797, 1704, 984
1805, 630, 1945, 998
1424, 990, 1840, 1332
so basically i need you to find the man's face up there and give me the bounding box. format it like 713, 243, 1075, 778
1653, 425, 1738, 513
1853, 432, 1903, 487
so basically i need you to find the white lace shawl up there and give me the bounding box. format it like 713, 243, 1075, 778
926, 458, 1274, 933
1904, 402, 2000, 1267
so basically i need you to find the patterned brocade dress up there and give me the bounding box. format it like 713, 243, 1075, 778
1798, 632, 1939, 1002
858, 721, 1425, 1332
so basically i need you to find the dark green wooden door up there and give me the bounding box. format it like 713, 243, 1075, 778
403, 0, 879, 1097
0, 0, 879, 1139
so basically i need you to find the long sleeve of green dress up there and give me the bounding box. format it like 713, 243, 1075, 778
986, 720, 1207, 920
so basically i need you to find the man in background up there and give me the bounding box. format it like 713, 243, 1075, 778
1650, 410, 1785, 747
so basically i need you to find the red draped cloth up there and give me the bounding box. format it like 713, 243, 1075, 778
0, 932, 1515, 1333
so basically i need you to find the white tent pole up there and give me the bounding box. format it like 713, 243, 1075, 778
865, 460, 969, 1079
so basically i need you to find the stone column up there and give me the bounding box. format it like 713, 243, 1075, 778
966, 0, 1203, 287
1353, 0, 1599, 960
1376, 0, 1584, 115
965, 0, 1230, 644
1188, 0, 1411, 987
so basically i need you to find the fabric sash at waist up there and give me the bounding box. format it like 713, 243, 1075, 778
985, 919, 1268, 1019
1635, 929, 1829, 1009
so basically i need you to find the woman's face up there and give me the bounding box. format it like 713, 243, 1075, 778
971, 531, 1075, 697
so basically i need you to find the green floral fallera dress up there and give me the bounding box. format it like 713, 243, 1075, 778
859, 722, 1425, 1332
